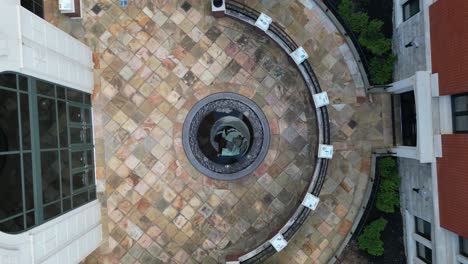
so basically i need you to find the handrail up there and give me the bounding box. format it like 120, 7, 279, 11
221, 1, 331, 262
316, 0, 371, 87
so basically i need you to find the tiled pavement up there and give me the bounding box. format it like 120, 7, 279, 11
44, 0, 392, 263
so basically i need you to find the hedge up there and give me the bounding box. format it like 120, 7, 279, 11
357, 218, 388, 256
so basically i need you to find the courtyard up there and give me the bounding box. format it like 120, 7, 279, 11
42, 0, 392, 263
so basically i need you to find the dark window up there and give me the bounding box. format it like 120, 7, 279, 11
415, 217, 431, 240
403, 0, 420, 21
416, 241, 432, 263
20, 0, 44, 18
460, 236, 468, 258
0, 72, 95, 234
452, 93, 468, 133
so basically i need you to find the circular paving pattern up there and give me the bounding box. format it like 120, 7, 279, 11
182, 92, 270, 180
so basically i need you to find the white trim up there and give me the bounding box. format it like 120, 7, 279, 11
422, 0, 434, 72
438, 96, 453, 134
405, 210, 417, 264
431, 73, 439, 97
414, 71, 434, 163
0, 200, 102, 264
413, 257, 428, 264
431, 162, 449, 264
457, 254, 468, 264
433, 134, 442, 158
388, 75, 414, 94
392, 146, 418, 159
414, 233, 432, 249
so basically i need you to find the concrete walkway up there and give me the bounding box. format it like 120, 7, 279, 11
43, 0, 392, 263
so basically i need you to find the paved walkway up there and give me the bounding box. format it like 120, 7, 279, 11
44, 0, 392, 263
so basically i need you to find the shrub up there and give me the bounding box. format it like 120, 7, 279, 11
357, 218, 388, 256
376, 188, 400, 213
369, 55, 396, 85
379, 157, 397, 178
358, 20, 391, 56
338, 0, 395, 84
376, 157, 401, 213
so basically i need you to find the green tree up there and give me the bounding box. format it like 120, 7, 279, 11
357, 218, 388, 256
338, 0, 395, 84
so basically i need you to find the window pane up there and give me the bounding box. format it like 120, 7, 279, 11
0, 154, 23, 219
70, 127, 83, 145
86, 149, 94, 166
454, 95, 468, 112
73, 191, 88, 208
72, 172, 86, 190
67, 89, 82, 103
69, 106, 82, 123
90, 188, 96, 200
403, 0, 420, 21
71, 151, 85, 169
461, 237, 468, 257
85, 127, 93, 144
19, 75, 28, 92
0, 89, 20, 151
24, 153, 34, 210
36, 80, 55, 97
56, 86, 65, 99
20, 94, 31, 150
41, 151, 60, 203
43, 201, 61, 221
84, 94, 91, 105
87, 169, 95, 185
84, 108, 92, 124
455, 116, 468, 132
416, 241, 432, 263
415, 217, 431, 240
0, 215, 24, 233
61, 150, 70, 197
57, 101, 68, 147
38, 97, 58, 148
0, 73, 17, 89
63, 198, 71, 212
26, 211, 35, 228
21, 0, 33, 13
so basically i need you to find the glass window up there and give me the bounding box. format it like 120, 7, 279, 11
41, 150, 60, 204
416, 241, 432, 263
0, 73, 95, 234
452, 93, 468, 133
0, 89, 20, 151
20, 0, 44, 18
403, 0, 420, 21
0, 73, 17, 89
460, 236, 468, 258
37, 97, 58, 148
415, 217, 431, 240
0, 154, 23, 219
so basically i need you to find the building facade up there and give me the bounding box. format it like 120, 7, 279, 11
0, 0, 101, 263
390, 0, 468, 263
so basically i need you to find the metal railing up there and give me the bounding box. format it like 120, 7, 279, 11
221, 1, 332, 262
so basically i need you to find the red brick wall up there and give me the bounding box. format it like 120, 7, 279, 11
437, 134, 468, 237
430, 0, 468, 95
